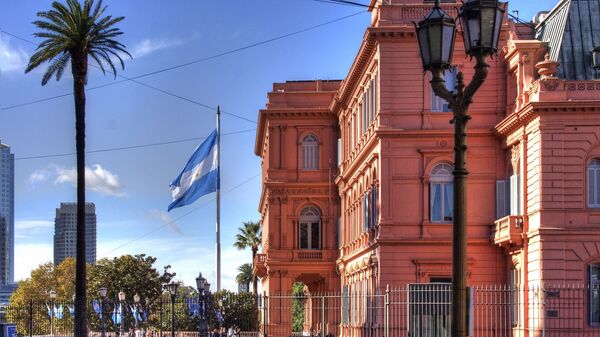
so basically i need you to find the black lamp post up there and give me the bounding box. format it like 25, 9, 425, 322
134, 294, 141, 331
49, 290, 56, 337
196, 273, 209, 337
99, 288, 107, 337
118, 291, 126, 337
415, 1, 505, 337
167, 283, 178, 337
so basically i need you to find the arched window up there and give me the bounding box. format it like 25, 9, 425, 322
430, 163, 453, 223
589, 159, 600, 208
302, 134, 319, 170
299, 206, 321, 249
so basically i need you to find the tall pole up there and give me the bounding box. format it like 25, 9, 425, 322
216, 106, 222, 291
430, 55, 488, 337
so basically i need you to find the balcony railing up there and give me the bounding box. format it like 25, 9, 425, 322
296, 250, 323, 260
253, 253, 267, 278
492, 215, 524, 248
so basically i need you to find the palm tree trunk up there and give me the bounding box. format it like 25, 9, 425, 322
252, 247, 258, 295
73, 55, 88, 337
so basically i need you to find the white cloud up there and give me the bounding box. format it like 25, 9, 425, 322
0, 36, 29, 73
15, 243, 53, 282
147, 209, 183, 235
28, 164, 126, 197
15, 219, 53, 231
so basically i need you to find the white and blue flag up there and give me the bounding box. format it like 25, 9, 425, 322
168, 129, 219, 211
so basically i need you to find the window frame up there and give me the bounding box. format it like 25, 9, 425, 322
430, 163, 454, 223
589, 159, 600, 208
298, 206, 322, 250
301, 134, 319, 171
430, 67, 457, 113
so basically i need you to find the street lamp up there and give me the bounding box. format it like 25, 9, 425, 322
196, 273, 209, 337
593, 46, 600, 71
167, 283, 178, 337
415, 1, 505, 337
49, 290, 57, 337
134, 294, 141, 330
99, 288, 107, 337
118, 291, 126, 337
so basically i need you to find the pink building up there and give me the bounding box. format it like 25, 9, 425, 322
254, 0, 600, 335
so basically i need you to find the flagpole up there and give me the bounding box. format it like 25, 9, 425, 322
216, 106, 222, 291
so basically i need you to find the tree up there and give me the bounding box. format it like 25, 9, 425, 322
291, 282, 306, 333
235, 264, 252, 292
233, 221, 261, 294
25, 2, 130, 335
9, 258, 78, 335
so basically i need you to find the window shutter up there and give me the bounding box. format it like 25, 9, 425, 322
510, 175, 519, 215
337, 138, 342, 167
496, 180, 508, 219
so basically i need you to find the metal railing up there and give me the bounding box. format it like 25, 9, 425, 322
3, 293, 259, 337
259, 284, 600, 337
7, 285, 600, 337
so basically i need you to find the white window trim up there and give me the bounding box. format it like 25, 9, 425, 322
430, 164, 454, 223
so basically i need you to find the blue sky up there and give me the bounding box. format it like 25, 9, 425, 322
0, 0, 559, 291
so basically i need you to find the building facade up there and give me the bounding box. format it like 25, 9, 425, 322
255, 0, 600, 335
0, 140, 14, 285
53, 202, 97, 266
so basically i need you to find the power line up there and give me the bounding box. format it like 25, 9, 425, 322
0, 10, 365, 113
312, 0, 372, 9
0, 28, 256, 124
14, 128, 255, 160
101, 172, 261, 255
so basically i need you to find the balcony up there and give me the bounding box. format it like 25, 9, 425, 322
253, 253, 267, 278
491, 215, 524, 248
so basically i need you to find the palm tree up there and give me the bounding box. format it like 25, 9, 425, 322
233, 221, 261, 294
25, 1, 130, 336
235, 263, 253, 292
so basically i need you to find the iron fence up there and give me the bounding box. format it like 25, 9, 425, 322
6, 285, 600, 337
260, 284, 600, 337
2, 293, 259, 337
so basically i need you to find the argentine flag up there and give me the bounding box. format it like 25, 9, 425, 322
168, 129, 219, 211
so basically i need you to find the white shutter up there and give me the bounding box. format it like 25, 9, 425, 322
337, 138, 342, 167
510, 175, 519, 215
496, 180, 508, 219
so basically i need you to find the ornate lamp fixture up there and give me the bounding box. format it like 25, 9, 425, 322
415, 0, 456, 71
459, 0, 507, 56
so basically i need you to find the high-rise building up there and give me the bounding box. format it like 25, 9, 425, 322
0, 140, 14, 285
54, 202, 97, 266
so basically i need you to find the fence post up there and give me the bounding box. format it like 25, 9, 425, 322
384, 285, 390, 337
321, 296, 325, 337
29, 299, 33, 337
263, 292, 269, 337
159, 296, 163, 337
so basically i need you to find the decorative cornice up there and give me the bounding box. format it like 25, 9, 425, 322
331, 27, 414, 116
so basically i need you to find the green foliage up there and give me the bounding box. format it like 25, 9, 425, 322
233, 221, 261, 294
213, 290, 259, 331
87, 254, 174, 331
8, 258, 77, 335
25, 0, 131, 85
9, 255, 174, 334
291, 283, 306, 332
235, 264, 252, 291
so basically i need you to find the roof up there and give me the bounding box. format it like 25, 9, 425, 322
535, 0, 600, 80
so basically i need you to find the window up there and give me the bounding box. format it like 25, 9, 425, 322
496, 179, 509, 219
430, 163, 453, 222
589, 159, 600, 208
299, 206, 321, 249
301, 134, 319, 170
590, 263, 600, 325
431, 67, 457, 112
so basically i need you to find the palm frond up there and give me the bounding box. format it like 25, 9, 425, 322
26, 0, 129, 85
